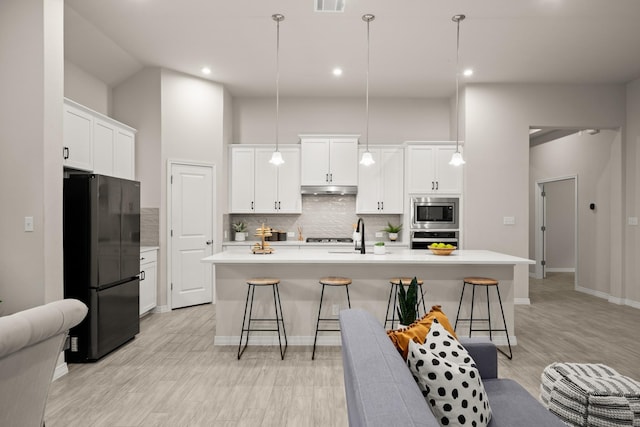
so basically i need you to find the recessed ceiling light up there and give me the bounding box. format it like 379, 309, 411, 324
201, 67, 211, 75
332, 68, 343, 76
463, 68, 473, 77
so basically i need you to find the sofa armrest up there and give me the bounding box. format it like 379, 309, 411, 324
459, 337, 498, 379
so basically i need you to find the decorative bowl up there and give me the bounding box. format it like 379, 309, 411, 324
428, 245, 457, 256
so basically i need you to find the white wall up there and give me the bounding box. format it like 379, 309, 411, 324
112, 68, 162, 208
64, 60, 111, 115
625, 77, 640, 305
0, 0, 64, 313
233, 97, 451, 144
465, 84, 625, 302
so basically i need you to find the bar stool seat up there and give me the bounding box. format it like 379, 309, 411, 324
238, 277, 287, 360
384, 277, 427, 329
313, 276, 352, 359
454, 276, 512, 359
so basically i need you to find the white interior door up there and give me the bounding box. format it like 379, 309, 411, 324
170, 162, 215, 309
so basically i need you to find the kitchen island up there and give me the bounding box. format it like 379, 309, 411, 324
203, 249, 533, 347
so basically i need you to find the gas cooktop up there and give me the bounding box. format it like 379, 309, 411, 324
306, 237, 354, 243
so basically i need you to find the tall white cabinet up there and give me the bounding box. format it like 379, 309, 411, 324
406, 144, 462, 194
300, 135, 358, 186
356, 146, 404, 214
229, 145, 301, 214
63, 98, 136, 180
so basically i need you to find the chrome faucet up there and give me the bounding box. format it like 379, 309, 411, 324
356, 218, 366, 254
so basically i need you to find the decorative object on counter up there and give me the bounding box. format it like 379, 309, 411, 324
382, 222, 402, 241
428, 242, 457, 255
359, 13, 376, 167
396, 276, 419, 326
252, 223, 274, 254
232, 221, 247, 241
297, 225, 303, 241
269, 13, 285, 166
373, 242, 386, 255
449, 14, 467, 166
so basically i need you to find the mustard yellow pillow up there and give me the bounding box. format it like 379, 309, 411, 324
386, 305, 457, 359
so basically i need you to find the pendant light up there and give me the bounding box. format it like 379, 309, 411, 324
449, 14, 466, 166
360, 14, 376, 167
269, 14, 285, 166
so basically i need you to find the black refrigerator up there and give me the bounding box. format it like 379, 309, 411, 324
63, 174, 141, 362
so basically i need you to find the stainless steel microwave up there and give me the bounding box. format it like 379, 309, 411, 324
410, 197, 459, 230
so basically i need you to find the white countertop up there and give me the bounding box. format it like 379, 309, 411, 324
203, 249, 534, 265
222, 240, 408, 247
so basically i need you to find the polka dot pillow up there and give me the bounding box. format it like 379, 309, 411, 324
425, 319, 477, 369
407, 323, 492, 427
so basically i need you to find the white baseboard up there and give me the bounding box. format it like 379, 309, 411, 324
52, 361, 68, 381
545, 268, 576, 273
514, 298, 531, 305
153, 305, 171, 313
576, 286, 640, 310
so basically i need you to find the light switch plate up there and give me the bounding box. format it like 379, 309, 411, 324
629, 217, 638, 226
375, 232, 383, 238
24, 216, 34, 232
503, 216, 515, 225
287, 231, 295, 237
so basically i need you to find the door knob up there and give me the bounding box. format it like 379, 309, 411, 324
206, 240, 213, 245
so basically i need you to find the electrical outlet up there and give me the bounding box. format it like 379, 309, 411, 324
629, 217, 638, 226
223, 230, 228, 239
332, 304, 340, 315
503, 216, 515, 225
287, 231, 295, 237
375, 232, 383, 238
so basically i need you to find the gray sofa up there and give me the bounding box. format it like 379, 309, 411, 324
339, 309, 565, 427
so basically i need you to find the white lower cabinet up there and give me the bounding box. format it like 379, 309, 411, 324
139, 248, 158, 316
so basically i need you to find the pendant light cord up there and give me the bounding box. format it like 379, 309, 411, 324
273, 14, 284, 152
455, 17, 460, 152
363, 14, 375, 154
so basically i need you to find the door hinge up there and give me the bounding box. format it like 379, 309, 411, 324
171, 175, 173, 184
171, 282, 173, 290
541, 260, 546, 266
170, 229, 173, 237
541, 225, 546, 231
541, 191, 546, 197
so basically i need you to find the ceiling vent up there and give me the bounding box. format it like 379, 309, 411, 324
315, 0, 345, 13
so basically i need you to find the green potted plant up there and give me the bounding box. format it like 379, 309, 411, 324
382, 222, 402, 241
397, 277, 419, 327
373, 241, 386, 255
232, 221, 247, 241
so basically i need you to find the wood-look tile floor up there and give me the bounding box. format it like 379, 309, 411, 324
45, 273, 640, 426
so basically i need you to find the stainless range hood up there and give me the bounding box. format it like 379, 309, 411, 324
300, 185, 357, 195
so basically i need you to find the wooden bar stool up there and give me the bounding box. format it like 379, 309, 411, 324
312, 276, 352, 360
454, 276, 512, 359
237, 277, 287, 360
384, 277, 427, 329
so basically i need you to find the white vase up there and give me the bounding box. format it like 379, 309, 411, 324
374, 245, 386, 255
235, 232, 246, 241
388, 232, 398, 241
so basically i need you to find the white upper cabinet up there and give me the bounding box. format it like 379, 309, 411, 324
229, 146, 256, 213
406, 145, 462, 194
356, 146, 404, 214
63, 102, 93, 171
229, 145, 301, 214
64, 99, 136, 179
300, 135, 358, 186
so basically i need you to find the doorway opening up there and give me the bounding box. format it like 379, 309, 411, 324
534, 177, 578, 289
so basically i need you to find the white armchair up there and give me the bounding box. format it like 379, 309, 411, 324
0, 299, 87, 427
